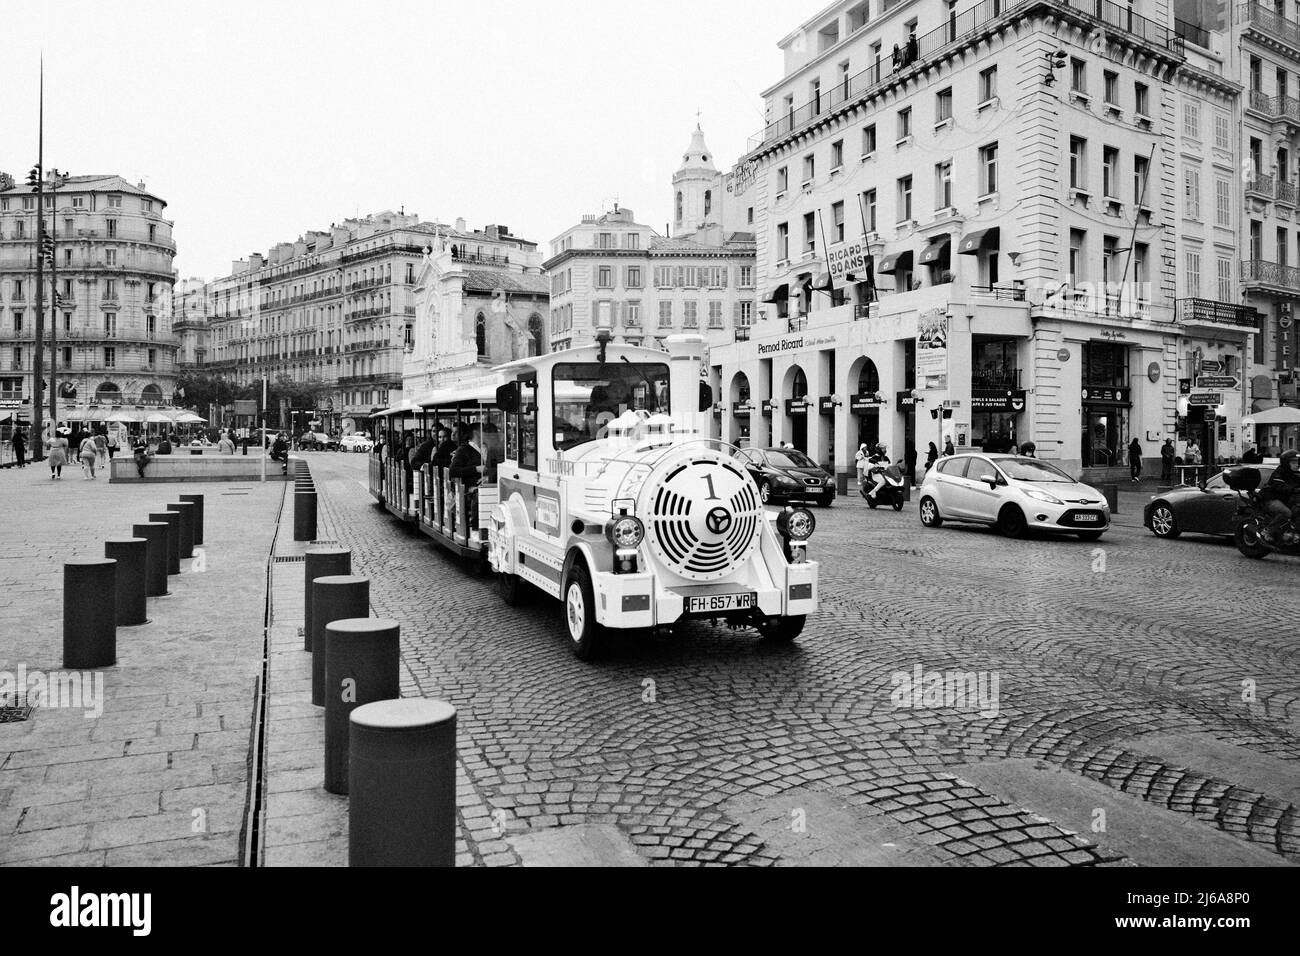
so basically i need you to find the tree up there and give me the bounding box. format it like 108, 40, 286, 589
173, 372, 244, 415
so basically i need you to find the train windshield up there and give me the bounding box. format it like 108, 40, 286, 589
552, 361, 671, 450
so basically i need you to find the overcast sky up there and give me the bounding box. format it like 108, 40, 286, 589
3, 0, 802, 281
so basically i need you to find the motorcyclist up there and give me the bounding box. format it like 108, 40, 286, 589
1259, 449, 1300, 545
864, 444, 891, 501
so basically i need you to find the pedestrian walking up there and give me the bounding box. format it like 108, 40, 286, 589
924, 442, 939, 474
854, 443, 870, 487
943, 438, 955, 457
78, 434, 100, 479
1127, 437, 1143, 482
93, 429, 109, 471
11, 428, 26, 468
1160, 438, 1175, 482
47, 429, 69, 480
905, 443, 918, 486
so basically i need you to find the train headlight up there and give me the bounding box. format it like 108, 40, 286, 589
606, 515, 645, 549
777, 507, 815, 541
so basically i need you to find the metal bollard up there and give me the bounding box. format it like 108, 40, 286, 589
132, 522, 170, 597
166, 501, 196, 560
304, 548, 351, 652
324, 618, 401, 795
311, 575, 369, 707
63, 558, 117, 669
294, 489, 318, 542
104, 538, 148, 626
178, 493, 204, 546
349, 698, 457, 867
148, 511, 182, 575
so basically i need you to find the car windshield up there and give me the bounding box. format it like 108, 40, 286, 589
552, 361, 670, 450
999, 458, 1075, 483
767, 450, 817, 469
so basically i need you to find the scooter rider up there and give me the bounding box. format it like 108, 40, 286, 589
864, 444, 891, 501
1259, 450, 1300, 545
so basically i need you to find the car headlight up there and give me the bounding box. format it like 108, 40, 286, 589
777, 506, 815, 540
1023, 489, 1064, 505
606, 515, 645, 549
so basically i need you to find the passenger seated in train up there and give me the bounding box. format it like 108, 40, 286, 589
431, 426, 457, 469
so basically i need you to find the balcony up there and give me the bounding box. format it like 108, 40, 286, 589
1242, 259, 1300, 294
1246, 90, 1300, 123
734, 326, 751, 342
337, 373, 397, 387
1177, 297, 1261, 329
1242, 3, 1300, 49
749, 0, 1182, 152
451, 251, 511, 267
348, 307, 389, 321
349, 276, 387, 291
1174, 17, 1210, 48
971, 284, 1028, 301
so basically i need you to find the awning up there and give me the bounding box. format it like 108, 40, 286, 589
812, 272, 834, 291
876, 250, 913, 275
761, 283, 789, 304
958, 227, 1000, 255
919, 235, 950, 265
1242, 406, 1300, 425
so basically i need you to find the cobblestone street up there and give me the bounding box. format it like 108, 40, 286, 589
303, 453, 1300, 867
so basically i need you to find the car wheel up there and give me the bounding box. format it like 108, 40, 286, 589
759, 481, 773, 505
1076, 530, 1104, 541
997, 505, 1028, 539
758, 615, 806, 642
919, 496, 943, 527
563, 564, 607, 660
1148, 503, 1180, 538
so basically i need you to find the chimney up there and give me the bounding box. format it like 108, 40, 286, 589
249, 253, 265, 271
486, 224, 500, 239
455, 217, 467, 233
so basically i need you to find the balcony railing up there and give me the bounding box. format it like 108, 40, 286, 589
749, 0, 1182, 150
1177, 298, 1260, 329
1247, 171, 1276, 197
1242, 259, 1300, 291
1246, 91, 1300, 123
1174, 17, 1210, 48
1242, 3, 1300, 47
734, 326, 751, 342
451, 251, 511, 267
971, 284, 1028, 301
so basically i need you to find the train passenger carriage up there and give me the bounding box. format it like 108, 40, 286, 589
370, 333, 820, 660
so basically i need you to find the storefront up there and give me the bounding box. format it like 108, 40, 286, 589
1079, 342, 1131, 468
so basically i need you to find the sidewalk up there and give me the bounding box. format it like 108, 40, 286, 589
0, 467, 282, 866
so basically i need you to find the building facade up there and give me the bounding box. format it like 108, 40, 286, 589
544, 127, 759, 365
0, 173, 178, 424
706, 0, 1281, 484
404, 221, 549, 395
199, 211, 434, 432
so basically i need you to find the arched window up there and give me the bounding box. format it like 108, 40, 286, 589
704, 190, 712, 217
792, 368, 808, 400
476, 312, 487, 358
857, 360, 880, 396
528, 314, 545, 357
94, 381, 121, 405
140, 384, 164, 406
676, 192, 683, 221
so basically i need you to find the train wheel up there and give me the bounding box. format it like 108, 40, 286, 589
563, 564, 607, 661
497, 571, 526, 606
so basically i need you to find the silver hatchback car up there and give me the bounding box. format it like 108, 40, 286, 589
918, 454, 1110, 539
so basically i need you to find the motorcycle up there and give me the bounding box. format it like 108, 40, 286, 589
1225, 468, 1300, 559
860, 463, 907, 512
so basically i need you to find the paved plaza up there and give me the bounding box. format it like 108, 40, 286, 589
1, 453, 1297, 866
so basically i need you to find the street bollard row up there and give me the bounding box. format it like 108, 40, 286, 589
294, 462, 318, 542
61, 494, 206, 671
303, 547, 456, 867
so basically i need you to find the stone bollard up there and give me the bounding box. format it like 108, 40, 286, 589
148, 511, 182, 575
132, 522, 170, 597
178, 493, 204, 546
311, 575, 369, 707
324, 618, 401, 795
104, 538, 148, 627
166, 501, 196, 560
1101, 483, 1119, 515
294, 489, 318, 542
349, 698, 457, 867
64, 558, 117, 669
304, 548, 351, 652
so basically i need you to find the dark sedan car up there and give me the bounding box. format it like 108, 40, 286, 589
735, 447, 836, 506
1143, 471, 1241, 539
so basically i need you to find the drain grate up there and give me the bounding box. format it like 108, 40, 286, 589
273, 555, 306, 564
0, 694, 34, 722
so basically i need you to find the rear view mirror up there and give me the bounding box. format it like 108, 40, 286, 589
979, 473, 998, 488
699, 382, 713, 412
495, 382, 522, 414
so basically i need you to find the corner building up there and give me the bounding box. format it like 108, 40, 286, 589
710, 0, 1232, 484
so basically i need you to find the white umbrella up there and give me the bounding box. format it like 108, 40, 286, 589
1242, 407, 1300, 427
145, 412, 174, 424
174, 411, 206, 423
106, 409, 139, 423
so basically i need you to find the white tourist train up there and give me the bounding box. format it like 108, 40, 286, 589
370, 333, 819, 659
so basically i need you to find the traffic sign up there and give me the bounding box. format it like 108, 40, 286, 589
1188, 392, 1223, 406
1195, 376, 1239, 390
